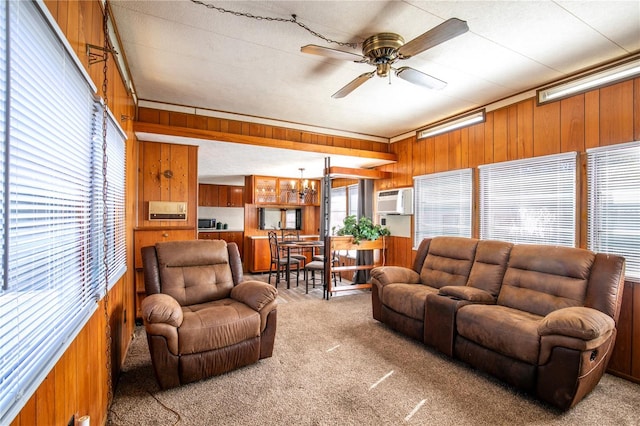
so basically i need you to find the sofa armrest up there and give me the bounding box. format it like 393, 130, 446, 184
370, 266, 420, 286
438, 286, 496, 303
538, 307, 615, 340
231, 280, 278, 311
141, 293, 184, 327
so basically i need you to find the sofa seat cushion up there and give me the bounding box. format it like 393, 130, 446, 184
382, 283, 438, 320
178, 298, 260, 355
456, 304, 542, 365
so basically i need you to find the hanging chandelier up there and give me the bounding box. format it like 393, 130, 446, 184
291, 168, 316, 200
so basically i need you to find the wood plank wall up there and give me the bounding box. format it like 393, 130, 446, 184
11, 1, 137, 425
375, 77, 640, 269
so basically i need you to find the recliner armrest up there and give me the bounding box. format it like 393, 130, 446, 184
141, 293, 184, 327
438, 286, 496, 303
538, 306, 614, 340
231, 280, 278, 311
370, 266, 420, 286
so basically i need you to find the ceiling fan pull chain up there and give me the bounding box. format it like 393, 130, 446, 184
190, 0, 358, 49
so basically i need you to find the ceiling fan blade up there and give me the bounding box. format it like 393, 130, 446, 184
398, 18, 469, 59
301, 45, 365, 62
332, 72, 375, 98
395, 67, 447, 90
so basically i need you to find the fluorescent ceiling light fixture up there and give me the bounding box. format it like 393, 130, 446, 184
418, 110, 485, 139
538, 56, 640, 104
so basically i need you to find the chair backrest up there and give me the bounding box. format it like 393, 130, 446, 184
143, 239, 236, 306
466, 240, 514, 298
281, 229, 300, 242
268, 231, 280, 262
419, 236, 478, 289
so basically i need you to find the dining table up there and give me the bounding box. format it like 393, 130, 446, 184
278, 239, 324, 286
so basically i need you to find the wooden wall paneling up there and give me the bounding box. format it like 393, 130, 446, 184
635, 78, 640, 141
460, 127, 470, 169
187, 114, 207, 130
492, 108, 509, 162
448, 130, 462, 170
468, 122, 485, 168
560, 95, 586, 153
609, 281, 634, 375
599, 80, 634, 146
206, 116, 221, 132
434, 133, 449, 172
517, 99, 534, 159
54, 342, 78, 426
507, 105, 519, 160
35, 373, 55, 424
533, 101, 561, 157
633, 283, 640, 378
584, 90, 600, 149
483, 112, 494, 164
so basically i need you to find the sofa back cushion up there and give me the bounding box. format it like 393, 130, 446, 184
420, 237, 478, 289
466, 240, 514, 298
498, 244, 595, 317
156, 240, 234, 306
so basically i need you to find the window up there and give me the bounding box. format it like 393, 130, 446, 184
479, 152, 577, 246
0, 2, 126, 423
347, 184, 358, 217
413, 169, 472, 246
587, 141, 640, 282
330, 186, 347, 234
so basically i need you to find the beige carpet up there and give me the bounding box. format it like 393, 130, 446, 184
108, 283, 640, 425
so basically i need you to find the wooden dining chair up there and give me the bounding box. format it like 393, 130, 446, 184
281, 229, 307, 267
268, 230, 300, 287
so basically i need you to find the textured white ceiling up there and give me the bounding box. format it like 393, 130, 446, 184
110, 0, 640, 181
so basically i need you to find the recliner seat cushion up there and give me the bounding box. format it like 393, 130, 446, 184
420, 237, 478, 289
382, 283, 438, 320
178, 299, 261, 354
457, 304, 542, 364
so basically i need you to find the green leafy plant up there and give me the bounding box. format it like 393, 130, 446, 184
333, 215, 390, 244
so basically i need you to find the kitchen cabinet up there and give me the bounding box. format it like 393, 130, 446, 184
246, 175, 320, 206
198, 183, 219, 206
198, 231, 244, 256
250, 238, 272, 272
134, 228, 196, 318
198, 184, 244, 207
219, 185, 244, 207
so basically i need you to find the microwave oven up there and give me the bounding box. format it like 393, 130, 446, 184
198, 218, 216, 228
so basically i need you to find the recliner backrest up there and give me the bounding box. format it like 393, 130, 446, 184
498, 244, 595, 317
155, 239, 234, 306
420, 236, 478, 289
466, 240, 514, 298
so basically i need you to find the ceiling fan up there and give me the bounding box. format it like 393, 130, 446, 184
301, 18, 468, 98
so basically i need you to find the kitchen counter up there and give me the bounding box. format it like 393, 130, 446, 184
198, 228, 244, 233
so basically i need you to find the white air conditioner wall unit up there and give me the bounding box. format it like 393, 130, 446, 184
377, 188, 413, 215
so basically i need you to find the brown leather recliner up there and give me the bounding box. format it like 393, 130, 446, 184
140, 239, 278, 389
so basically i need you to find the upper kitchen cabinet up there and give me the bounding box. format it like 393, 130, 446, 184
246, 175, 320, 206
198, 184, 245, 207
137, 141, 198, 228
198, 183, 219, 207
219, 185, 245, 207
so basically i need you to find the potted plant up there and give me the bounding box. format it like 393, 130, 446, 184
333, 215, 390, 245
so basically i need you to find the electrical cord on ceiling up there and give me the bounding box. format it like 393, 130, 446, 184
190, 0, 359, 49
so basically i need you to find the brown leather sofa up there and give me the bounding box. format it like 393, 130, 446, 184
371, 236, 625, 410
141, 239, 278, 389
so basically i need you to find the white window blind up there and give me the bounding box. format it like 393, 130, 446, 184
479, 152, 577, 246
0, 2, 126, 423
347, 183, 358, 217
413, 169, 472, 247
330, 186, 347, 234
587, 141, 640, 282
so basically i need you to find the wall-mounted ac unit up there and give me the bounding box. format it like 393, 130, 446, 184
377, 188, 413, 215
149, 201, 187, 220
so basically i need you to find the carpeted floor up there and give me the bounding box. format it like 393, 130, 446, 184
108, 281, 640, 425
